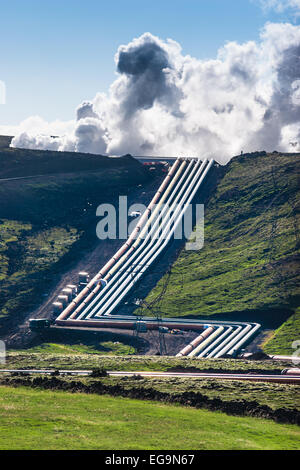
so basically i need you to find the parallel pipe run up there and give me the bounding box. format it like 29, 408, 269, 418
176, 327, 214, 357
55, 318, 208, 331
56, 158, 182, 321
67, 158, 189, 320
96, 162, 209, 315
188, 326, 224, 357
76, 159, 198, 320
197, 326, 233, 358
227, 323, 260, 357
107, 160, 189, 277
55, 315, 249, 330
82, 159, 203, 320
206, 326, 243, 358
57, 158, 213, 323
94, 159, 213, 318
213, 325, 252, 358
58, 158, 212, 323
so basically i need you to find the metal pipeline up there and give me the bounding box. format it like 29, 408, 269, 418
82, 159, 202, 320
176, 327, 214, 357
77, 160, 199, 320
69, 159, 190, 320
197, 326, 233, 357
214, 325, 252, 358
95, 159, 213, 317
227, 323, 260, 357
56, 158, 182, 321
188, 326, 224, 357
207, 326, 243, 358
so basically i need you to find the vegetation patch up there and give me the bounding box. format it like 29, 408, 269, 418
12, 341, 136, 356
1, 352, 293, 374
0, 385, 299, 450
263, 306, 300, 355
0, 221, 80, 330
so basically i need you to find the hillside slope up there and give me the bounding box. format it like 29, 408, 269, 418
146, 152, 300, 329
0, 147, 153, 334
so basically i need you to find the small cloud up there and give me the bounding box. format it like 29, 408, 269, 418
255, 0, 300, 16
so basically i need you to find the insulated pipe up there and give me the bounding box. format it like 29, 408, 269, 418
176, 327, 214, 357
56, 318, 209, 330
56, 158, 182, 321
56, 315, 253, 331
61, 158, 212, 322
269, 355, 300, 362
197, 326, 233, 358
188, 326, 224, 357
73, 314, 251, 328
214, 324, 252, 358
69, 159, 191, 320
78, 163, 197, 319
207, 326, 243, 358
281, 369, 300, 375
97, 159, 213, 318
107, 160, 189, 277
94, 159, 213, 317
80, 159, 201, 320
227, 323, 260, 357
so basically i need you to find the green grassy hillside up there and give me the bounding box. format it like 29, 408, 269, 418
146, 152, 300, 329
263, 306, 300, 355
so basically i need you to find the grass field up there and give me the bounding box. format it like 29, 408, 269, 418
0, 385, 299, 450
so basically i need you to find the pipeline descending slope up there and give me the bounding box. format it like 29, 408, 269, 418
56, 157, 212, 324
93, 159, 212, 318
77, 158, 200, 320
56, 158, 182, 322
54, 157, 260, 357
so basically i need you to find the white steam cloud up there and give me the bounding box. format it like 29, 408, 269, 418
8, 22, 300, 163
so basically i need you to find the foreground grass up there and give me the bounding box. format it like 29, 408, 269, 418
0, 385, 299, 450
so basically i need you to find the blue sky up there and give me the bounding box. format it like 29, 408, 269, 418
0, 0, 299, 126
